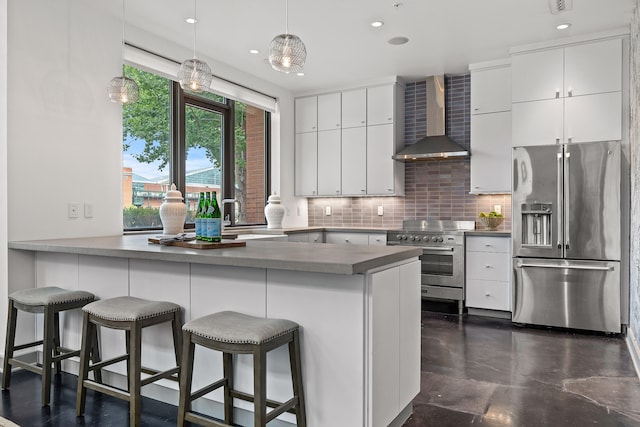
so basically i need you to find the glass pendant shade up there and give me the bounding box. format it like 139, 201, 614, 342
268, 33, 306, 73
178, 58, 213, 92
108, 74, 140, 104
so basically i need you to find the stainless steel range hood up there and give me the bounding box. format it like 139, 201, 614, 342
392, 75, 470, 161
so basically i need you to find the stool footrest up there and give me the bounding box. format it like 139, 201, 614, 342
51, 348, 80, 363
13, 339, 44, 352
184, 411, 229, 427
190, 378, 227, 402
230, 389, 298, 415
82, 379, 131, 401
266, 397, 298, 423
89, 354, 128, 371
7, 358, 43, 375
140, 367, 180, 386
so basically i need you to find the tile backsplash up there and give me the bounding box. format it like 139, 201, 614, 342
308, 75, 512, 231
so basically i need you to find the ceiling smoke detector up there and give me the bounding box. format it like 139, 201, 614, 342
549, 0, 573, 14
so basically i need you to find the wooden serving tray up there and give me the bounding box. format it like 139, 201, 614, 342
148, 238, 246, 249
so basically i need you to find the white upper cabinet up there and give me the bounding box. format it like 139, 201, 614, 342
367, 124, 396, 195
471, 65, 512, 114
470, 112, 512, 193
295, 132, 317, 196
317, 130, 342, 196
317, 93, 342, 131
564, 92, 622, 143
564, 38, 622, 97
367, 85, 395, 126
341, 127, 367, 195
341, 89, 367, 129
512, 98, 564, 146
511, 48, 564, 103
295, 96, 318, 133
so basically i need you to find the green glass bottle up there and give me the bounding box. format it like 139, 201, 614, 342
195, 192, 205, 240
209, 191, 222, 242
203, 192, 212, 242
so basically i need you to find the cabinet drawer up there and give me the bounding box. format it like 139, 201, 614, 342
466, 236, 510, 253
466, 279, 511, 311
466, 252, 510, 281
325, 232, 369, 245
368, 234, 386, 246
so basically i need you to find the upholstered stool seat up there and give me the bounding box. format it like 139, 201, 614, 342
178, 310, 306, 427
2, 286, 98, 406
75, 296, 183, 426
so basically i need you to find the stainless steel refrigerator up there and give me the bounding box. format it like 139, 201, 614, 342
512, 140, 622, 333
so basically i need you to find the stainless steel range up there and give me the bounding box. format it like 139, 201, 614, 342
387, 220, 475, 314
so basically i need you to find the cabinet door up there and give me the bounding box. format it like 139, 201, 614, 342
368, 233, 387, 246
466, 280, 511, 311
341, 127, 367, 195
367, 85, 395, 126
295, 132, 317, 196
470, 112, 512, 193
367, 124, 395, 195
295, 96, 318, 133
471, 66, 511, 114
512, 99, 563, 146
325, 232, 369, 245
288, 233, 310, 243
511, 48, 564, 103
466, 252, 510, 282
342, 89, 367, 129
317, 130, 342, 196
564, 92, 622, 143
564, 38, 622, 97
317, 93, 342, 131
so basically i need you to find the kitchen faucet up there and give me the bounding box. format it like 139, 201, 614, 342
221, 199, 236, 232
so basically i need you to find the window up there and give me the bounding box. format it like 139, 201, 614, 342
122, 65, 270, 231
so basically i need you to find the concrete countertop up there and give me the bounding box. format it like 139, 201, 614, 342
232, 226, 390, 235
465, 230, 511, 237
8, 235, 421, 275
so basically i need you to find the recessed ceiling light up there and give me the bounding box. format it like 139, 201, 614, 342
249, 49, 260, 54
186, 17, 197, 24
297, 72, 305, 76
388, 36, 409, 45
371, 21, 384, 28
556, 23, 571, 30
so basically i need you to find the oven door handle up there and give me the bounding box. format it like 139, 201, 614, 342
422, 247, 455, 253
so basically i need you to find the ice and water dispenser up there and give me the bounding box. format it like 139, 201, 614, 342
521, 203, 552, 247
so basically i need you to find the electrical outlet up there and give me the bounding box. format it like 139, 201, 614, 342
325, 206, 331, 216
494, 205, 502, 215
377, 206, 384, 216
84, 203, 94, 218
68, 202, 80, 219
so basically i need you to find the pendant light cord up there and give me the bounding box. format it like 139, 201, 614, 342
285, 0, 289, 35
121, 0, 126, 76
192, 0, 197, 58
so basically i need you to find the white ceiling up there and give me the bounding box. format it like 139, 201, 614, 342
124, 0, 636, 95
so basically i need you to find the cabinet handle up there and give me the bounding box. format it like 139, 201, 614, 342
555, 89, 560, 98
485, 264, 492, 268
336, 190, 340, 194
312, 126, 316, 129
568, 137, 572, 144
484, 243, 492, 247
336, 124, 340, 127
345, 239, 350, 242
485, 292, 491, 297
361, 189, 366, 193
568, 88, 572, 97
556, 138, 560, 144
387, 117, 392, 121
387, 189, 393, 192
474, 108, 480, 111
312, 190, 316, 195
361, 120, 365, 124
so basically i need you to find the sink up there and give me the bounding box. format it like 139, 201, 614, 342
235, 234, 288, 241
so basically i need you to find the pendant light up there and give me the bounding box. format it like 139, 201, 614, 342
108, 0, 139, 104
178, 0, 212, 92
268, 0, 307, 74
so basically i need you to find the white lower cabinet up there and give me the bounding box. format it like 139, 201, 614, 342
465, 236, 512, 314
325, 231, 386, 246
288, 231, 324, 243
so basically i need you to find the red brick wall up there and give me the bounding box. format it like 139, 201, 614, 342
244, 105, 266, 224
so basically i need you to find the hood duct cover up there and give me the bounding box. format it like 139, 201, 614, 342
392, 75, 470, 161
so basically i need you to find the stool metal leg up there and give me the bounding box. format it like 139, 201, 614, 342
53, 312, 62, 374
253, 347, 267, 427
41, 306, 56, 406
177, 331, 195, 427
2, 300, 17, 390
290, 330, 307, 427
129, 321, 142, 427
223, 352, 233, 424
76, 312, 93, 416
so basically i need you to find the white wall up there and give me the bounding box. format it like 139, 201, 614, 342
0, 0, 8, 351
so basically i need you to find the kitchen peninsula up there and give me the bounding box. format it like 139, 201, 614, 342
8, 235, 421, 427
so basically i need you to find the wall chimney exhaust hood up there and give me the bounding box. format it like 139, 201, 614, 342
392, 75, 470, 161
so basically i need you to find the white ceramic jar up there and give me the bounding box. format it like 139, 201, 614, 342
264, 194, 285, 229
159, 184, 187, 235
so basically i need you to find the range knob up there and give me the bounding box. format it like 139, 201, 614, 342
396, 234, 403, 240
401, 234, 408, 240
437, 237, 444, 243
411, 235, 418, 241
422, 236, 430, 242
431, 236, 438, 242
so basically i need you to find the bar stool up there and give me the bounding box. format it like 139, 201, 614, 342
75, 296, 182, 427
177, 310, 306, 427
2, 286, 98, 406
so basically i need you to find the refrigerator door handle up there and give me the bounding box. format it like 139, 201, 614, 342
515, 262, 614, 272
564, 151, 571, 251
556, 152, 563, 250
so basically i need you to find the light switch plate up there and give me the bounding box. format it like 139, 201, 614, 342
68, 202, 80, 219
325, 206, 331, 216
494, 205, 502, 215
84, 203, 94, 218
377, 206, 384, 216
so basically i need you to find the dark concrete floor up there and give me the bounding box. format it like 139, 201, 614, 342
1, 308, 639, 426
403, 309, 640, 427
